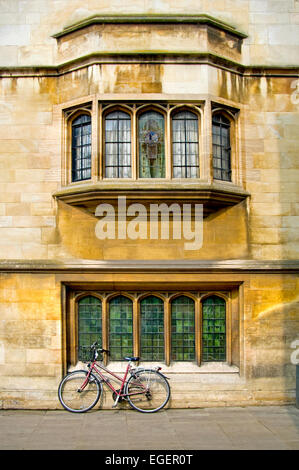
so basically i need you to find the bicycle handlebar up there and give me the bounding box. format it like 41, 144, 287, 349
90, 341, 110, 357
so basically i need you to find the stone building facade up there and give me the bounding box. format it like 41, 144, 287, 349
0, 0, 299, 409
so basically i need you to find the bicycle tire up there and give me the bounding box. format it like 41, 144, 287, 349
125, 369, 170, 413
58, 370, 102, 413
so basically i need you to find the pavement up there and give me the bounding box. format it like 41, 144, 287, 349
0, 405, 298, 450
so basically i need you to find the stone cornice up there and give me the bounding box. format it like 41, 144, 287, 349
52, 14, 248, 40
0, 53, 298, 78
0, 260, 298, 274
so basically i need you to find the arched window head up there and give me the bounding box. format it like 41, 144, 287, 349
202, 295, 226, 362
105, 110, 131, 178
138, 111, 165, 178
71, 114, 92, 182
172, 110, 199, 178
212, 113, 231, 182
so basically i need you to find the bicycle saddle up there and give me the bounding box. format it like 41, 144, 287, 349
124, 356, 140, 361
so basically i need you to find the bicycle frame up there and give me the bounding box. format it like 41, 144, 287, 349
80, 359, 147, 404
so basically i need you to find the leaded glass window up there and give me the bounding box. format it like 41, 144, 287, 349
212, 113, 231, 181
78, 296, 102, 361
140, 296, 164, 361
202, 296, 226, 361
139, 111, 165, 178
172, 111, 199, 178
109, 295, 133, 360
105, 111, 131, 178
171, 296, 195, 361
72, 114, 92, 182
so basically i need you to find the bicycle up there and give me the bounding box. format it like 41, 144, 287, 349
58, 342, 170, 413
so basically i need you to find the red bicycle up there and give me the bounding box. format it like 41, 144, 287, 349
58, 342, 170, 413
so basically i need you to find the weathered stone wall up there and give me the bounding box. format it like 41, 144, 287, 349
0, 271, 298, 409
0, 1, 298, 409
0, 64, 298, 261
1, 0, 299, 67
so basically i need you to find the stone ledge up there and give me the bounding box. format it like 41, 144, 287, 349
53, 181, 250, 219
0, 53, 298, 78
52, 14, 248, 40
0, 259, 298, 274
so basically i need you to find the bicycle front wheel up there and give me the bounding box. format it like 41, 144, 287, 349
126, 369, 170, 413
58, 370, 102, 413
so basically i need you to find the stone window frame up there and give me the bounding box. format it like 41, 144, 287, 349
66, 289, 237, 369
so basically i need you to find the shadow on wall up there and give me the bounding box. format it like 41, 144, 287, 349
55, 199, 250, 261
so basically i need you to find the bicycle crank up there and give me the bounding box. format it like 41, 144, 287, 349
112, 389, 124, 403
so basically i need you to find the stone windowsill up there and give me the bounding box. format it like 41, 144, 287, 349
70, 361, 240, 375
53, 180, 250, 218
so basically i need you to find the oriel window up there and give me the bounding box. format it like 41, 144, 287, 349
71, 114, 92, 182
172, 111, 199, 178
104, 110, 132, 178
212, 113, 231, 181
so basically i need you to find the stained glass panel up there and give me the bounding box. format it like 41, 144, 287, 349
139, 111, 165, 178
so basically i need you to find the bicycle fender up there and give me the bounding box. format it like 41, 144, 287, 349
158, 371, 170, 380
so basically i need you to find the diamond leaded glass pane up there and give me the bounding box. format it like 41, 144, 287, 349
140, 295, 164, 361
171, 296, 195, 361
109, 295, 133, 361
202, 296, 226, 362
78, 296, 102, 361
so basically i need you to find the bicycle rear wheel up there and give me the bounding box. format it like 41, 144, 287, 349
58, 370, 102, 413
126, 369, 170, 413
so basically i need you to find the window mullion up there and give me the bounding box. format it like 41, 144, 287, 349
166, 107, 171, 179
132, 106, 137, 180
117, 115, 120, 178
99, 104, 103, 179
184, 117, 187, 178
195, 297, 201, 366
133, 297, 139, 359
102, 297, 108, 365
165, 298, 171, 366
204, 100, 213, 182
